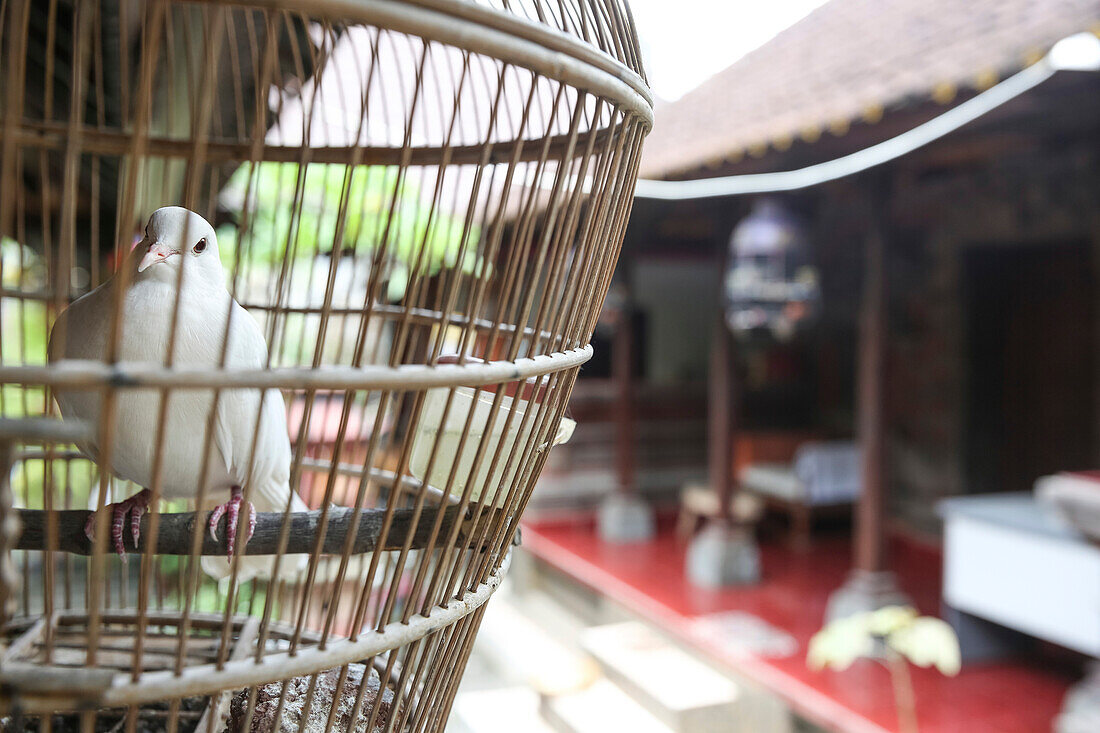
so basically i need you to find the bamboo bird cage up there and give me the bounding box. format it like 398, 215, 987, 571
0, 0, 651, 730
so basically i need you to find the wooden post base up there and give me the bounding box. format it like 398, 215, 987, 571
825, 569, 911, 622
685, 520, 760, 588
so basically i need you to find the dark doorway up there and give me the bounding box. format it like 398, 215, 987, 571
964, 242, 1096, 495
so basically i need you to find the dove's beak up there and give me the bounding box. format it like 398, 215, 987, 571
137, 241, 176, 272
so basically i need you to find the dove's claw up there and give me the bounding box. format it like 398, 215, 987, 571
131, 498, 147, 549
209, 486, 254, 556
84, 513, 96, 546
84, 489, 153, 559
208, 504, 226, 542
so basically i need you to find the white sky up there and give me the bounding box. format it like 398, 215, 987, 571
629, 0, 830, 102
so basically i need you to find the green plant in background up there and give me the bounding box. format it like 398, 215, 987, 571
808, 605, 961, 733
158, 553, 274, 617
0, 237, 52, 418
219, 161, 484, 303
11, 455, 96, 511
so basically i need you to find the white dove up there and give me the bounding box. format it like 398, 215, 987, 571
48, 206, 307, 580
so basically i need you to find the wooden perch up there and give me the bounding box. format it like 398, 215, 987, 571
13, 505, 475, 556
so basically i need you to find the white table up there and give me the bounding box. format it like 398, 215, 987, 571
939, 492, 1100, 658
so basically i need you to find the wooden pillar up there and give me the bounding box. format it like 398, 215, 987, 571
825, 185, 908, 619
686, 270, 760, 587
685, 226, 759, 586
854, 224, 887, 572
613, 309, 636, 496
1091, 214, 1100, 467
597, 286, 654, 544
708, 315, 736, 522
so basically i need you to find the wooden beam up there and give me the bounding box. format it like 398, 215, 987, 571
2, 613, 52, 663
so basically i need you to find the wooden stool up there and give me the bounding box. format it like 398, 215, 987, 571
676, 483, 764, 539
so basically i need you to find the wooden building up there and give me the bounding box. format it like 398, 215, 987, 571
558, 0, 1100, 538
515, 1, 1100, 730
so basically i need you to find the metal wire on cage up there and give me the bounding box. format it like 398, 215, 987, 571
0, 0, 650, 730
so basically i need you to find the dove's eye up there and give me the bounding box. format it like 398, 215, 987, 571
194, 238, 208, 254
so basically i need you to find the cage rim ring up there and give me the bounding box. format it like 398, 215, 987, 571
0, 346, 592, 397
0, 548, 510, 714
209, 0, 654, 127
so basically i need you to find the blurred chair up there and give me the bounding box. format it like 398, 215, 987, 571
678, 436, 859, 548
741, 441, 861, 548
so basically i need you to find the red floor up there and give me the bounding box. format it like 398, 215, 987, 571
522, 514, 1076, 733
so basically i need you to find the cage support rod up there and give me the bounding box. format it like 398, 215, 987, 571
14, 505, 474, 556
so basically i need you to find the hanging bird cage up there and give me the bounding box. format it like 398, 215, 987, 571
0, 0, 651, 730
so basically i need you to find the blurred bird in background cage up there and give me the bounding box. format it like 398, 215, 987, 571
48, 206, 309, 582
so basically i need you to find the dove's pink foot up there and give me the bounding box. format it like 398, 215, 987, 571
84, 488, 153, 558
208, 486, 256, 556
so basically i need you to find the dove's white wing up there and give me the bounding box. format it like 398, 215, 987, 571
212, 300, 295, 507
47, 285, 111, 462
207, 300, 386, 591
203, 299, 308, 583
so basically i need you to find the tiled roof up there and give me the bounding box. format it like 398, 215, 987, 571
639, 0, 1100, 179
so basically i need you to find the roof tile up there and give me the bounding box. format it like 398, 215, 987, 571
639, 0, 1100, 178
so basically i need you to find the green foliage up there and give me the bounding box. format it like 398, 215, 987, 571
157, 555, 274, 616
0, 384, 48, 419
12, 454, 96, 510
0, 299, 49, 367
807, 605, 961, 676
1, 236, 50, 370
220, 162, 483, 301
0, 237, 51, 418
